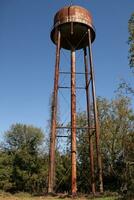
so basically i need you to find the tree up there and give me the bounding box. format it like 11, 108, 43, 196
0, 124, 48, 194
73, 95, 134, 193
75, 112, 92, 193
128, 13, 134, 70
97, 95, 134, 192
118, 13, 134, 95
5, 124, 44, 154
55, 152, 71, 193
55, 94, 134, 194
0, 150, 13, 191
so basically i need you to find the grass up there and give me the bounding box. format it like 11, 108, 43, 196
0, 192, 117, 200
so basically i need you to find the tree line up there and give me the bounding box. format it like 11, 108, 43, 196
0, 93, 133, 199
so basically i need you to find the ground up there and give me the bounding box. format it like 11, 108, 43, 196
0, 192, 117, 200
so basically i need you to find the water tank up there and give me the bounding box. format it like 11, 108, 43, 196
51, 5, 96, 50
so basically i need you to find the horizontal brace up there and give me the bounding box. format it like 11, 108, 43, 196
57, 133, 95, 138
57, 135, 69, 138
58, 86, 86, 90
56, 126, 95, 130
59, 71, 90, 75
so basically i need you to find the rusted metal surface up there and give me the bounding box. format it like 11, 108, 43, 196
59, 71, 90, 75
51, 5, 95, 50
48, 30, 61, 194
58, 86, 85, 89
54, 6, 93, 26
87, 29, 104, 193
49, 4, 103, 196
84, 47, 95, 195
56, 126, 95, 129
71, 48, 77, 196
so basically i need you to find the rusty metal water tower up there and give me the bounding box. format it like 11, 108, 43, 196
48, 5, 103, 196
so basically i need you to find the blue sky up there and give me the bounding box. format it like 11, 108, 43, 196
0, 0, 134, 137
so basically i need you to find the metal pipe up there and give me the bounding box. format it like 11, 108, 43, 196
84, 47, 95, 195
56, 126, 95, 129
71, 48, 77, 196
59, 71, 90, 75
87, 29, 104, 193
48, 30, 61, 193
58, 86, 85, 90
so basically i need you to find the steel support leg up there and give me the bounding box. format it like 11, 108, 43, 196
84, 47, 96, 195
48, 30, 61, 193
71, 48, 77, 196
87, 29, 104, 193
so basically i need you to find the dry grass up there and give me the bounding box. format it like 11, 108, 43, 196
0, 192, 117, 200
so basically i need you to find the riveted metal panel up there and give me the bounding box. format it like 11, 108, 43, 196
51, 5, 95, 50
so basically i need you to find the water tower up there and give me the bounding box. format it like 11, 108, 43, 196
48, 5, 103, 196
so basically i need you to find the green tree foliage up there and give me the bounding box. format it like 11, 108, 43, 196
0, 124, 48, 194
55, 112, 93, 193
97, 95, 134, 191
75, 112, 91, 193
118, 13, 134, 95
0, 151, 12, 191
5, 124, 43, 153
55, 152, 71, 192
128, 13, 134, 70
54, 95, 134, 194
0, 94, 133, 195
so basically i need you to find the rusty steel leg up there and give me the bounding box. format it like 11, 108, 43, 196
48, 30, 61, 194
84, 47, 96, 195
71, 48, 77, 196
87, 29, 104, 193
